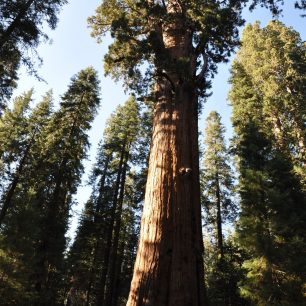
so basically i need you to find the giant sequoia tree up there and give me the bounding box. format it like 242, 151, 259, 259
89, 1, 304, 305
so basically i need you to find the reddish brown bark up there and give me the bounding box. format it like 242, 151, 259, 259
126, 79, 204, 306
104, 151, 129, 306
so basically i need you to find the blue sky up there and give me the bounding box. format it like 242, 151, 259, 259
13, 0, 306, 237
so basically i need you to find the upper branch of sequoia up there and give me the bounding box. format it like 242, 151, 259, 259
88, 0, 302, 98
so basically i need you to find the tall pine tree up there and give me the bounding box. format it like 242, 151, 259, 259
202, 111, 236, 259
229, 22, 306, 305
0, 67, 100, 306
0, 0, 67, 104
31, 67, 100, 306
0, 91, 54, 306
202, 111, 242, 306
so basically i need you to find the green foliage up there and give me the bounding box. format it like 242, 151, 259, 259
202, 111, 236, 231
0, 67, 100, 306
204, 236, 250, 306
202, 111, 242, 305
88, 0, 303, 102
229, 22, 306, 305
0, 90, 53, 305
29, 67, 100, 305
235, 126, 306, 305
88, 0, 251, 98
0, 0, 67, 104
66, 96, 151, 305
0, 90, 32, 186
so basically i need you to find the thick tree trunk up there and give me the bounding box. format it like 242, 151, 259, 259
126, 81, 204, 306
126, 1, 205, 304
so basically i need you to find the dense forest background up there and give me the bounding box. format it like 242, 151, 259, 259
0, 1, 305, 306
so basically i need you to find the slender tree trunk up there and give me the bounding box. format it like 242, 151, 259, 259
104, 151, 129, 306
127, 76, 204, 306
85, 154, 112, 306
0, 173, 21, 226
35, 115, 78, 303
96, 143, 126, 306
85, 238, 100, 306
215, 173, 223, 259
0, 0, 35, 49
95, 154, 111, 218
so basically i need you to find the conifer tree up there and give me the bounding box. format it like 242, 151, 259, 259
0, 90, 32, 164
66, 96, 148, 306
0, 67, 100, 306
31, 67, 100, 306
203, 235, 250, 306
0, 91, 53, 306
202, 111, 241, 306
230, 21, 306, 185
202, 111, 236, 258
229, 22, 306, 305
0, 0, 67, 104
88, 1, 303, 304
0, 90, 33, 225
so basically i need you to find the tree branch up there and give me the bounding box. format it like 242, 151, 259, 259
196, 53, 208, 82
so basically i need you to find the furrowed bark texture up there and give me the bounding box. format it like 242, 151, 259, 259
127, 81, 204, 306
127, 5, 205, 302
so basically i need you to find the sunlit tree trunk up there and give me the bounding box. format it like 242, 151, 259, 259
126, 10, 205, 301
